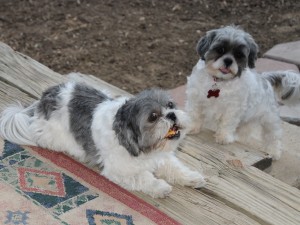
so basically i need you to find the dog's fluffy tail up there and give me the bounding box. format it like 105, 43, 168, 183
0, 102, 38, 146
262, 70, 300, 105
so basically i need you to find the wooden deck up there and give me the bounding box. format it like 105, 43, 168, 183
0, 42, 300, 225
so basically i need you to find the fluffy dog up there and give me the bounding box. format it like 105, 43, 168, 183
0, 82, 205, 198
186, 25, 300, 160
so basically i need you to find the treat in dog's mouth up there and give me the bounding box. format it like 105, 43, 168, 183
165, 124, 181, 140
219, 67, 231, 74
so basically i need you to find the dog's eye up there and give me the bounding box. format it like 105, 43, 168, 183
167, 101, 175, 109
148, 112, 159, 122
216, 47, 225, 54
235, 51, 245, 59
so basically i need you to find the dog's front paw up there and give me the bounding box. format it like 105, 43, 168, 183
181, 171, 206, 188
215, 131, 235, 144
150, 179, 172, 198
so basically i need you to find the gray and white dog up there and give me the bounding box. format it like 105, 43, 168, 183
186, 25, 300, 160
0, 82, 205, 198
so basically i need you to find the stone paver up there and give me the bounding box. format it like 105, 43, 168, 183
255, 58, 299, 73
264, 41, 300, 67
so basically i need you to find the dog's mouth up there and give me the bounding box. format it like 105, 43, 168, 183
165, 124, 181, 140
219, 67, 231, 74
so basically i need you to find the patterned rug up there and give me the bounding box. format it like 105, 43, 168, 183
0, 139, 179, 225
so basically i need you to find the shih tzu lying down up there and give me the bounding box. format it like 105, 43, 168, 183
0, 82, 205, 198
186, 25, 300, 160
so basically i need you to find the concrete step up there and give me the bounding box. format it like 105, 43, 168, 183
264, 41, 300, 67
256, 58, 299, 73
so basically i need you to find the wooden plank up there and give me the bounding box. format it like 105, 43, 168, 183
180, 136, 300, 225
0, 42, 65, 98
0, 41, 130, 100
187, 130, 269, 167
134, 133, 300, 225
133, 152, 260, 225
134, 187, 261, 225
66, 72, 131, 98
205, 168, 300, 225
0, 80, 35, 111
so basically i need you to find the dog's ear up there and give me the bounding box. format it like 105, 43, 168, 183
245, 35, 259, 68
196, 30, 216, 60
113, 100, 141, 157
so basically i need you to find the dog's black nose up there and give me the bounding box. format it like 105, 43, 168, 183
166, 112, 177, 122
224, 58, 233, 67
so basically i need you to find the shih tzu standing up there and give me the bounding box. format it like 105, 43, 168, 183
186, 25, 300, 160
0, 82, 205, 198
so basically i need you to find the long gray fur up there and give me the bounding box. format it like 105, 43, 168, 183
113, 89, 173, 157
68, 84, 111, 165
37, 83, 111, 165
37, 84, 64, 120
262, 71, 296, 100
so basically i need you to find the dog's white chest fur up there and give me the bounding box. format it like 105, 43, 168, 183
188, 60, 264, 128
91, 98, 128, 163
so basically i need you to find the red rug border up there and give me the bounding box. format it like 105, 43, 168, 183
29, 146, 180, 225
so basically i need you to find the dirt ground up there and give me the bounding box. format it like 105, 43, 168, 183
0, 0, 299, 94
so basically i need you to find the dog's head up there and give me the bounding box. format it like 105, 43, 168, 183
113, 89, 189, 156
196, 25, 258, 80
